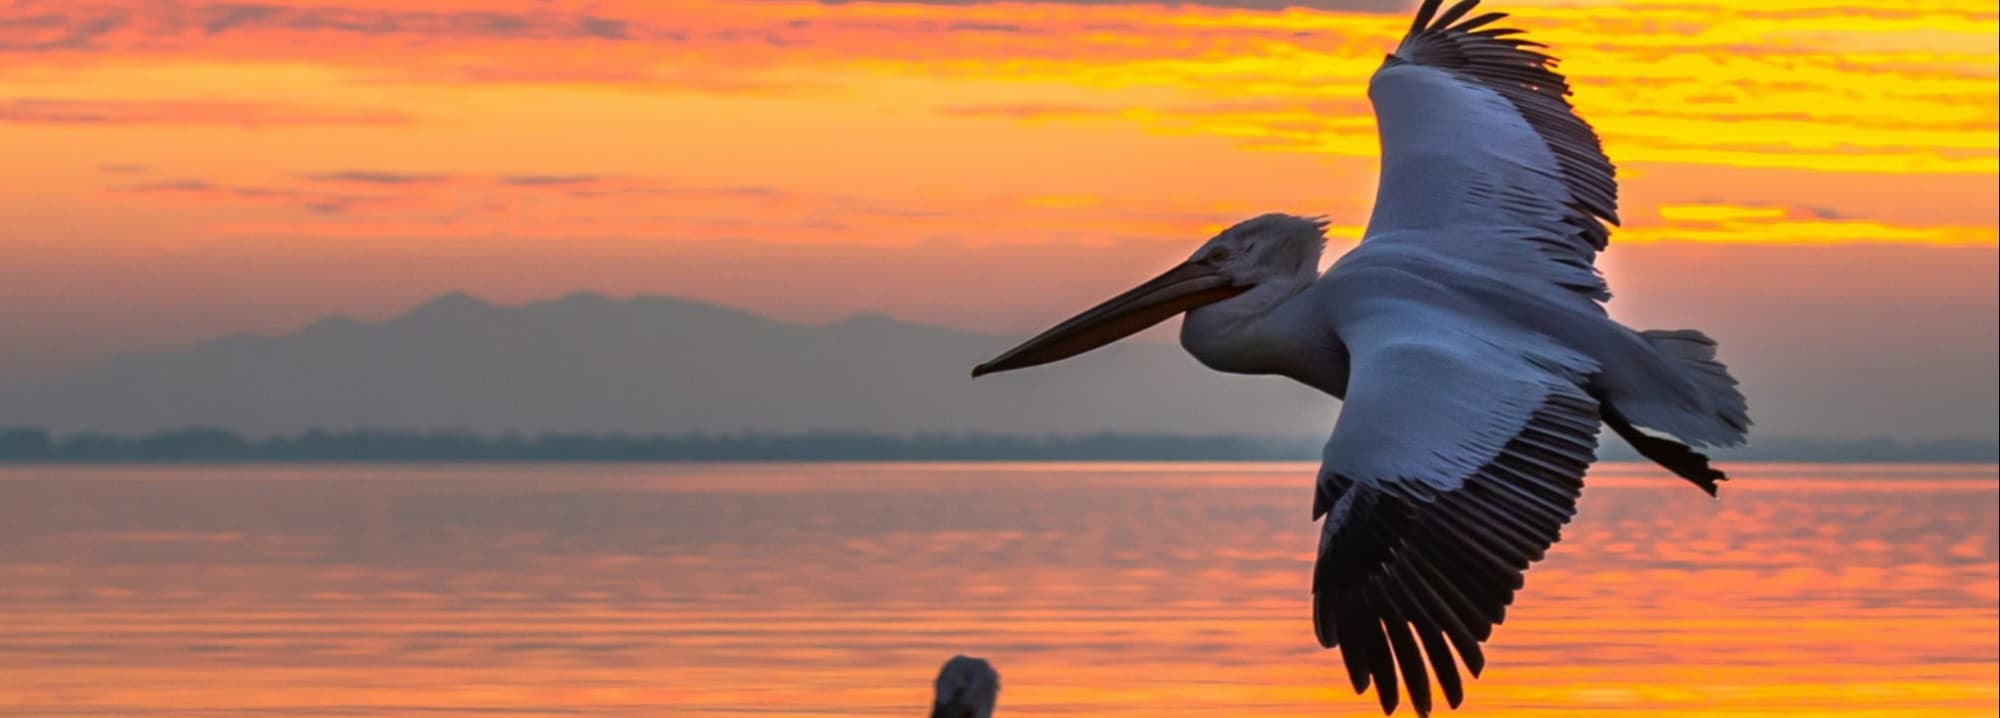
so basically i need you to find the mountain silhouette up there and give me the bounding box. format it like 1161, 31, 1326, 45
0, 291, 1334, 436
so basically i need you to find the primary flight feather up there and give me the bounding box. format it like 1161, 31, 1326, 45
972, 0, 1750, 714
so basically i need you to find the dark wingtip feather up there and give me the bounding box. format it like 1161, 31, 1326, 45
1359, 615, 1400, 713
1338, 607, 1377, 695
1418, 627, 1463, 709
1409, 0, 1445, 37
1383, 618, 1434, 717
1456, 11, 1508, 33
1431, 0, 1482, 30
1314, 595, 1339, 648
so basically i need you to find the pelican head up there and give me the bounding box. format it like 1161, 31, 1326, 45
929, 654, 1000, 718
972, 213, 1327, 378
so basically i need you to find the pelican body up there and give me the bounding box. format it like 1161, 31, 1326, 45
972, 1, 1750, 715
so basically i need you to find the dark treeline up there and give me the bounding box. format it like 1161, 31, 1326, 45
0, 427, 1993, 463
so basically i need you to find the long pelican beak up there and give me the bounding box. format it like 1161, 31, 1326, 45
972, 260, 1242, 378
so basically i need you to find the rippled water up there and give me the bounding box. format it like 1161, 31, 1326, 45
0, 463, 1994, 717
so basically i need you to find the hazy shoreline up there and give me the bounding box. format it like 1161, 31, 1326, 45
2, 427, 1993, 464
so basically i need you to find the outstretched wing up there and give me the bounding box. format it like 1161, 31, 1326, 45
1362, 0, 1618, 301
1313, 304, 1603, 716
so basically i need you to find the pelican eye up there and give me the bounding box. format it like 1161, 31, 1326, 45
1204, 247, 1231, 264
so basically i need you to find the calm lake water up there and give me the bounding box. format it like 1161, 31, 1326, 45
0, 463, 1994, 717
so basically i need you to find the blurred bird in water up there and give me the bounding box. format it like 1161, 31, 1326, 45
929, 655, 999, 718
972, 0, 1750, 715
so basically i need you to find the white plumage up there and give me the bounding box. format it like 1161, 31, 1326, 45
972, 1, 1750, 715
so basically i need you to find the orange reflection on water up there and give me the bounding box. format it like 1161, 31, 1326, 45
0, 463, 1993, 716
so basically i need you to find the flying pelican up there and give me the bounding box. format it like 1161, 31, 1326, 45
971, 0, 1750, 715
930, 654, 1000, 718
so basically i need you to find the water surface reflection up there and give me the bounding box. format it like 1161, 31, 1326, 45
1, 463, 1993, 716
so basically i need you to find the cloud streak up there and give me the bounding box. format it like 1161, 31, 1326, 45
0, 98, 409, 126
498, 174, 602, 187
302, 171, 452, 185
1, 2, 650, 51
191, 3, 638, 41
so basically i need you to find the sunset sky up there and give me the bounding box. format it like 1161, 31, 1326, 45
2, 0, 1996, 436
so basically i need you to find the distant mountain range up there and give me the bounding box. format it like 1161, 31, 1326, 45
0, 291, 1334, 437
1, 290, 1993, 463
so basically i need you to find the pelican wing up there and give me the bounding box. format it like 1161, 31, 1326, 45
1313, 305, 1602, 715
1363, 0, 1617, 300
